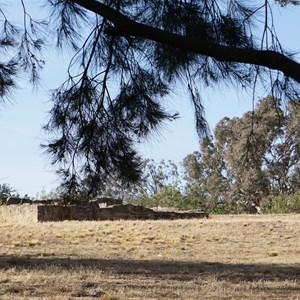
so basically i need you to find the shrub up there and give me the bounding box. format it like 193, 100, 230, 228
128, 186, 183, 209
129, 185, 212, 211
263, 191, 300, 213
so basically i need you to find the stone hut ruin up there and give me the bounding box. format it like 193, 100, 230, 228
0, 196, 209, 222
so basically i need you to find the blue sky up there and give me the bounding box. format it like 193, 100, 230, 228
0, 2, 300, 196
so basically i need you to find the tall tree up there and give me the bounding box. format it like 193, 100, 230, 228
1, 1, 300, 193
184, 96, 300, 212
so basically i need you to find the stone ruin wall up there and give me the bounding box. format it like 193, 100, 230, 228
0, 203, 106, 223
0, 204, 38, 223
0, 197, 209, 223
37, 203, 106, 222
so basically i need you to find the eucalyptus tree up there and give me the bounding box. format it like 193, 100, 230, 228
184, 96, 300, 212
1, 0, 300, 193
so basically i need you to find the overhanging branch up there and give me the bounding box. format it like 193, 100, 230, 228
72, 0, 300, 83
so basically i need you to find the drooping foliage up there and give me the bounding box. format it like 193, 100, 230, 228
1, 1, 300, 193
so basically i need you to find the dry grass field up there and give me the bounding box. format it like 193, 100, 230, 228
0, 214, 299, 299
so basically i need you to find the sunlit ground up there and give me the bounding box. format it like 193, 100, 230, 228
0, 214, 299, 299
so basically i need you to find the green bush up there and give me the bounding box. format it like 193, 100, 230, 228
263, 191, 300, 213
182, 184, 213, 211
128, 193, 157, 208
128, 185, 212, 211
128, 183, 300, 214
128, 186, 183, 209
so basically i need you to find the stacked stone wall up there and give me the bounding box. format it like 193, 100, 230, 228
37, 204, 101, 222
0, 203, 209, 222
0, 204, 38, 223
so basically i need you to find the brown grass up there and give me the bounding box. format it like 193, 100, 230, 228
0, 214, 299, 299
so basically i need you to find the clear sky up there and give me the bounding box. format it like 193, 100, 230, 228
0, 2, 300, 197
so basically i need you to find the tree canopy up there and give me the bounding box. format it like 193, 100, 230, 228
1, 0, 300, 193
183, 96, 300, 212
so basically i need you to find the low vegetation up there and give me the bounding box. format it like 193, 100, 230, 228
0, 214, 299, 299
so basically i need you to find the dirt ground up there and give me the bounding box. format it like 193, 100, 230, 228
0, 214, 299, 299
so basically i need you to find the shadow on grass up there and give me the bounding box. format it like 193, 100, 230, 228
0, 255, 299, 283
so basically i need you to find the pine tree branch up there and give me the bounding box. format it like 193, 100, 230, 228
72, 0, 300, 83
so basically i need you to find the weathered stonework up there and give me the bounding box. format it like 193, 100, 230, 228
0, 204, 38, 223
0, 199, 209, 223
37, 203, 100, 222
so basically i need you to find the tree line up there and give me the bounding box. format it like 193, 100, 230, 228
182, 97, 300, 213
28, 96, 295, 214
1, 1, 300, 193
1, 97, 300, 213
104, 96, 300, 213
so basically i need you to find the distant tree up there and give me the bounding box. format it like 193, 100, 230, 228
0, 183, 18, 204
138, 159, 181, 195
34, 186, 64, 200
183, 138, 231, 212
102, 159, 181, 201
183, 96, 300, 212
1, 1, 300, 193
